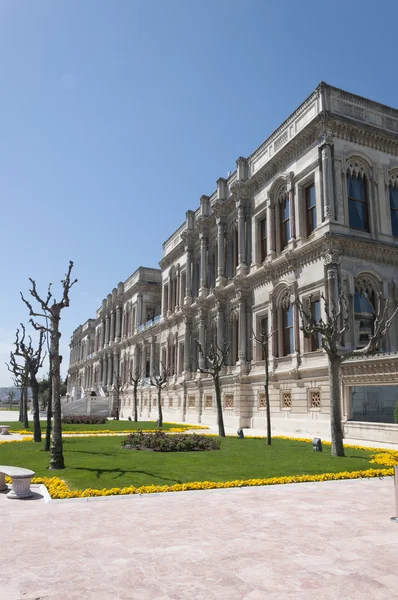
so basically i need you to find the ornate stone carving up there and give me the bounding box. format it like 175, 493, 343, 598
318, 131, 334, 148
323, 252, 341, 266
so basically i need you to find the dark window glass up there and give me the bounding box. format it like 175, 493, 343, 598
282, 305, 294, 356
280, 198, 290, 250
260, 217, 267, 262
347, 175, 369, 232
310, 299, 321, 351
305, 184, 316, 236
389, 185, 398, 237
354, 291, 375, 349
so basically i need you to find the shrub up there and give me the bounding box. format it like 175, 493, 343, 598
122, 430, 220, 452
61, 415, 108, 425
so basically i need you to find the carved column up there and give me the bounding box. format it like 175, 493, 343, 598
141, 343, 147, 378
216, 218, 225, 284
185, 246, 192, 300
102, 355, 107, 386
150, 337, 155, 378
268, 202, 276, 256
199, 234, 208, 293
238, 297, 247, 363
237, 203, 246, 267
184, 318, 191, 373
176, 265, 181, 309
110, 310, 115, 343
319, 133, 335, 221
105, 315, 110, 346
287, 177, 296, 242
198, 311, 206, 369
113, 351, 120, 380
137, 294, 143, 327
167, 278, 172, 315
107, 354, 112, 386
116, 305, 122, 341
216, 304, 225, 353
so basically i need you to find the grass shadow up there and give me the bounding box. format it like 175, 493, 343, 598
73, 465, 182, 485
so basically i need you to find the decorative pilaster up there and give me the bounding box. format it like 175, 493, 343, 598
137, 294, 143, 327
238, 296, 247, 363
185, 246, 192, 302
216, 218, 225, 286
150, 338, 155, 378
198, 311, 206, 370
216, 303, 225, 353
287, 175, 296, 247
319, 132, 335, 221
116, 305, 122, 341
105, 315, 110, 346
110, 310, 115, 343
236, 203, 247, 274
113, 352, 120, 381
141, 343, 147, 379
107, 354, 113, 386
183, 318, 191, 373
199, 234, 208, 296
167, 278, 172, 315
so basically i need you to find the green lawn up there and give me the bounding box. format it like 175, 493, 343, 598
0, 436, 376, 491
3, 420, 190, 433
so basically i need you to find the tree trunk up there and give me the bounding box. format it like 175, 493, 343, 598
19, 387, 23, 422
50, 318, 64, 469
264, 356, 271, 446
329, 356, 345, 457
115, 392, 120, 420
133, 383, 138, 422
22, 386, 29, 429
31, 378, 41, 442
157, 387, 163, 428
45, 381, 52, 451
214, 373, 225, 437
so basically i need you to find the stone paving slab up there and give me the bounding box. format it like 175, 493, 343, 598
0, 477, 397, 599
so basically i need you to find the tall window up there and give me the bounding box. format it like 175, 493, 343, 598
280, 197, 290, 250
282, 305, 294, 356
259, 217, 267, 262
390, 183, 398, 237
354, 289, 375, 349
305, 184, 316, 236
310, 299, 321, 351
347, 173, 369, 232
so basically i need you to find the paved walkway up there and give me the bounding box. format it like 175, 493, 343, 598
1, 477, 397, 599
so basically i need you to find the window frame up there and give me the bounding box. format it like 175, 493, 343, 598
305, 183, 316, 237
389, 184, 398, 238
347, 173, 369, 233
259, 216, 267, 262
279, 197, 290, 251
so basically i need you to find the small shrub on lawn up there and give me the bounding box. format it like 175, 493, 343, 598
61, 415, 108, 425
122, 430, 220, 452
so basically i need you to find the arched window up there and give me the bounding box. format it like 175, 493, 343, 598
389, 172, 398, 237
354, 276, 377, 349
277, 290, 294, 357
346, 160, 369, 232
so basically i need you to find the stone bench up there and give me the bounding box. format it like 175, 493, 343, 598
0, 466, 35, 499
0, 425, 10, 435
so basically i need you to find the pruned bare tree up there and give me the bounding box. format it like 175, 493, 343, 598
150, 362, 171, 428
252, 325, 275, 446
128, 365, 143, 422
296, 291, 398, 457
6, 351, 29, 428
44, 325, 53, 452
12, 325, 45, 442
21, 261, 77, 469
112, 373, 123, 420
195, 340, 230, 438
7, 390, 15, 410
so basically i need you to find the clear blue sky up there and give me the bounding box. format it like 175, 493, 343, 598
1, 0, 397, 386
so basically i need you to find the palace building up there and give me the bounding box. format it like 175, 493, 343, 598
67, 82, 398, 443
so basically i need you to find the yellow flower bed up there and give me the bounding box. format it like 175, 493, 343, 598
14, 424, 208, 436
29, 467, 394, 500
370, 450, 398, 467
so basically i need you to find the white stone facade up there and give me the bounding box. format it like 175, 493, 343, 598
68, 82, 398, 443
